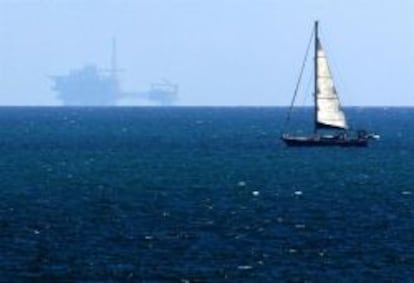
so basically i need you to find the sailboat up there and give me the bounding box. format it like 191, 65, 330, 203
281, 21, 378, 147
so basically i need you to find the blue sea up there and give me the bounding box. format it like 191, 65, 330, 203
0, 107, 413, 282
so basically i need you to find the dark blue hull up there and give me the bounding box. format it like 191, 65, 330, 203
281, 135, 368, 147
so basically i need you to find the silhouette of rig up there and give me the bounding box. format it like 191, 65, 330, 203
50, 39, 178, 106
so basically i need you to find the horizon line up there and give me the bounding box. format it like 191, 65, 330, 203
0, 105, 413, 108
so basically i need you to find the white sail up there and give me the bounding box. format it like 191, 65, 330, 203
316, 40, 348, 129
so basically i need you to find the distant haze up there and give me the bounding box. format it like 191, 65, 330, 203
0, 0, 413, 106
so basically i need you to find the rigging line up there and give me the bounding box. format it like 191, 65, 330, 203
281, 27, 315, 135
299, 63, 313, 106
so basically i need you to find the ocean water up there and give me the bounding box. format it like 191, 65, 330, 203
0, 107, 413, 282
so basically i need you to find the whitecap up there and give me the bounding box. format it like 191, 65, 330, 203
237, 181, 247, 187
237, 265, 253, 270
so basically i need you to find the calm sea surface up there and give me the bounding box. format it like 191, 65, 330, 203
0, 107, 413, 282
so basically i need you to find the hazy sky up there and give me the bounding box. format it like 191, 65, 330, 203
0, 0, 413, 106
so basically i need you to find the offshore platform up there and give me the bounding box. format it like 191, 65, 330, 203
50, 40, 178, 106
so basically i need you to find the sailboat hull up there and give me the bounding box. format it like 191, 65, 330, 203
281, 135, 368, 147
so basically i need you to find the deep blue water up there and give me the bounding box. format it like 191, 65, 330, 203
0, 107, 413, 282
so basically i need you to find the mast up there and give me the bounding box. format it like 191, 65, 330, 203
314, 21, 319, 134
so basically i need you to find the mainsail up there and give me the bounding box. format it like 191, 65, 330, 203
315, 39, 348, 129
